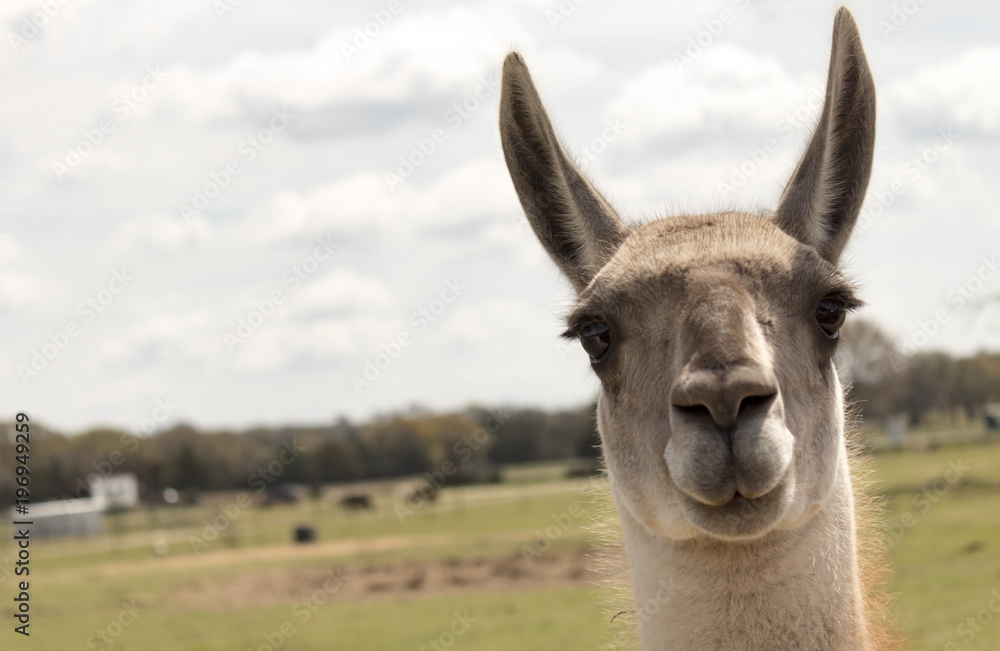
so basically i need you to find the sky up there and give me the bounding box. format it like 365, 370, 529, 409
1, 0, 998, 434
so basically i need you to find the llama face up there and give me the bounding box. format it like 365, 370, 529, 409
569, 213, 859, 540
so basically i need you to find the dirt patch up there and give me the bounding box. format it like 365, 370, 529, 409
162, 547, 598, 612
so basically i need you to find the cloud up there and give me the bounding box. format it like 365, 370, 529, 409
885, 47, 1000, 137
231, 319, 374, 370
244, 156, 517, 242
109, 212, 215, 253
0, 236, 48, 309
607, 43, 817, 148
97, 310, 219, 369
0, 271, 41, 309
290, 268, 395, 316
162, 5, 513, 131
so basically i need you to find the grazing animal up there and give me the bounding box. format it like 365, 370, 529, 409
339, 493, 373, 511
499, 8, 893, 650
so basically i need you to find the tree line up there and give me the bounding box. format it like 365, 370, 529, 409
837, 319, 1000, 425
0, 406, 599, 507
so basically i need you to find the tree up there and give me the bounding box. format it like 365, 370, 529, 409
898, 352, 957, 425
172, 443, 208, 490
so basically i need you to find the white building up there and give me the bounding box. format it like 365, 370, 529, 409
9, 473, 140, 540
90, 474, 140, 510
13, 498, 105, 539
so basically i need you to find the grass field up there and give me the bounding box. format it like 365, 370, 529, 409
3, 440, 1000, 650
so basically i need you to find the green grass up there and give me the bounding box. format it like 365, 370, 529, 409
30, 585, 611, 651
871, 440, 1000, 650
2, 443, 999, 649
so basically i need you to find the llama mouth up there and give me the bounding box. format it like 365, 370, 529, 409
677, 477, 794, 541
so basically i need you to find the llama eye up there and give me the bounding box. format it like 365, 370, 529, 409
815, 299, 847, 338
579, 321, 612, 362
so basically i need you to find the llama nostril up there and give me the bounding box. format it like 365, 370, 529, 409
674, 403, 713, 420
672, 367, 778, 428
737, 393, 777, 417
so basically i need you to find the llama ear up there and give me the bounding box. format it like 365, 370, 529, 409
773, 7, 876, 264
499, 52, 629, 292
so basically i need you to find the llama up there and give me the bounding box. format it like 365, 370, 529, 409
499, 7, 892, 650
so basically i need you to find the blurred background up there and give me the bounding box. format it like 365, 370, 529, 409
1, 1, 998, 649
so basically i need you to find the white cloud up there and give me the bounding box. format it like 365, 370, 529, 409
0, 272, 41, 309
163, 5, 514, 124
0, 236, 47, 309
98, 310, 218, 367
232, 315, 393, 370
608, 44, 816, 144
885, 47, 1000, 136
109, 212, 214, 253
443, 298, 541, 344
245, 172, 397, 242
245, 157, 517, 242
291, 268, 395, 315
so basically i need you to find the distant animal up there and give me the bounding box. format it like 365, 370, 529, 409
499, 7, 892, 649
262, 483, 305, 505
338, 493, 373, 510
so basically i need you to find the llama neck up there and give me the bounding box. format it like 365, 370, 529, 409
619, 453, 869, 650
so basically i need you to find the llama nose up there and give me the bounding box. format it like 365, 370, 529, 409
671, 365, 778, 429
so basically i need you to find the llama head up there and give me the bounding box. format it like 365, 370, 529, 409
499, 8, 875, 541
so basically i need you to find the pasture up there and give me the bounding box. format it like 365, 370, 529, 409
3, 439, 1000, 650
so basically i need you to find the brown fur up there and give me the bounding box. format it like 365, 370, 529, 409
844, 403, 903, 650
